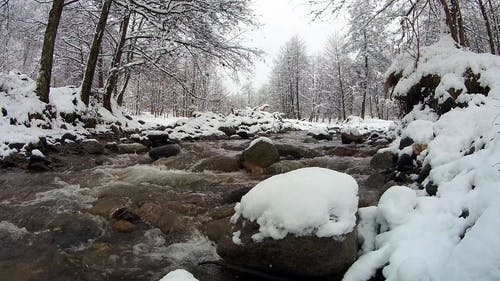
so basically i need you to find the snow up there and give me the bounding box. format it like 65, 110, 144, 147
30, 149, 45, 158
231, 167, 358, 241
0, 71, 146, 159
377, 186, 417, 228
401, 120, 434, 144
159, 269, 199, 281
248, 136, 273, 149
346, 36, 500, 281
341, 116, 395, 136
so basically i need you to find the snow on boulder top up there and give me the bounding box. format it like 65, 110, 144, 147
377, 186, 417, 228
158, 269, 199, 281
231, 167, 359, 241
401, 120, 434, 144
247, 136, 273, 149
30, 149, 45, 158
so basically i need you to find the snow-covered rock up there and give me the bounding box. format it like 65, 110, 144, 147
217, 167, 359, 276
0, 71, 143, 159
159, 269, 198, 281
232, 167, 358, 240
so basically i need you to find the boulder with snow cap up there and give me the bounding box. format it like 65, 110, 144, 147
217, 167, 359, 277
81, 139, 104, 154
28, 149, 51, 172
240, 137, 279, 174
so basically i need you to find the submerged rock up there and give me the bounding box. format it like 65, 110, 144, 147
117, 143, 149, 154
275, 143, 320, 159
148, 144, 181, 161
81, 139, 104, 154
241, 137, 279, 174
191, 154, 241, 172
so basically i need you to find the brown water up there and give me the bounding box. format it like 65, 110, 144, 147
0, 131, 384, 281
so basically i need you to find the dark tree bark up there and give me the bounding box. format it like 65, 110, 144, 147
335, 46, 346, 120
361, 30, 368, 119
116, 71, 130, 106
478, 0, 496, 54
103, 12, 130, 112
35, 0, 65, 103
97, 46, 104, 89
80, 0, 113, 106
439, 0, 459, 43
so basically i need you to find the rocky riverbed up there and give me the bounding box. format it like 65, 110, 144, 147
0, 130, 396, 281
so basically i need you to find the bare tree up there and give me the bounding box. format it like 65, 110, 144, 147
34, 0, 65, 103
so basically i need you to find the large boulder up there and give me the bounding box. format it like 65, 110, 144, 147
240, 137, 279, 174
217, 168, 359, 277
217, 220, 357, 277
148, 144, 181, 161
274, 143, 320, 159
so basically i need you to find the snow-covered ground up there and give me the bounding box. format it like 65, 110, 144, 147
1, 70, 395, 160
344, 36, 500, 281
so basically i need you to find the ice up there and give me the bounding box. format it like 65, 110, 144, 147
231, 167, 358, 241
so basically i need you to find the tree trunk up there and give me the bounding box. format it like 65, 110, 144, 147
80, 0, 113, 106
103, 12, 130, 112
361, 30, 368, 119
97, 46, 104, 89
478, 0, 496, 54
117, 71, 130, 106
451, 0, 468, 47
438, 0, 459, 43
335, 49, 346, 120
35, 0, 65, 103
487, 0, 500, 55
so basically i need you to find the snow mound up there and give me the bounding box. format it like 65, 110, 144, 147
159, 269, 198, 281
0, 71, 143, 159
141, 108, 286, 141
341, 116, 396, 137
345, 37, 500, 281
231, 167, 358, 241
377, 186, 417, 228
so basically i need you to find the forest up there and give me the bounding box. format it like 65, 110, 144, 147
1, 0, 498, 120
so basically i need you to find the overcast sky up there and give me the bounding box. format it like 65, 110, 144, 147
225, 0, 348, 94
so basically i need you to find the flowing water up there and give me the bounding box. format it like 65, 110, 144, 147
0, 131, 385, 281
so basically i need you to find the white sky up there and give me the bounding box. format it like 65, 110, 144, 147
225, 0, 348, 94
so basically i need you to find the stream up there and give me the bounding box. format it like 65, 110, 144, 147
0, 131, 387, 281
